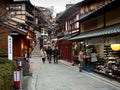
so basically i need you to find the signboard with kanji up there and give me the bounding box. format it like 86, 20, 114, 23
8, 36, 13, 60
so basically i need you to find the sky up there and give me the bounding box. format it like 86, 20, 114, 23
30, 0, 83, 16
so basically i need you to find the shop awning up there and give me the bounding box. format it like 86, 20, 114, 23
58, 36, 71, 40
69, 24, 120, 41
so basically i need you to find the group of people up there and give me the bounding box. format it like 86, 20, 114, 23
78, 47, 98, 72
40, 46, 59, 64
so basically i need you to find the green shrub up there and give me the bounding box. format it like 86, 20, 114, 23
0, 57, 17, 90
0, 76, 4, 90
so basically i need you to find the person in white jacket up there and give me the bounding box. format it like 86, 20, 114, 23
40, 47, 47, 63
91, 47, 98, 69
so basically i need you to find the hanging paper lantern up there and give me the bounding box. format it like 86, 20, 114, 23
110, 44, 120, 51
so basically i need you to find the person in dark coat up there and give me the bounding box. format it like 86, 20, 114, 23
53, 47, 59, 64
47, 46, 52, 63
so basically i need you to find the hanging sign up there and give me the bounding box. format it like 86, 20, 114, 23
8, 36, 13, 60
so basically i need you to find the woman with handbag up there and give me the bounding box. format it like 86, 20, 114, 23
40, 47, 47, 64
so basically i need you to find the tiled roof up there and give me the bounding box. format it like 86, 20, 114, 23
56, 0, 101, 22
69, 24, 120, 41
76, 0, 120, 23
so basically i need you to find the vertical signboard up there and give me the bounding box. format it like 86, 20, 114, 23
8, 36, 13, 60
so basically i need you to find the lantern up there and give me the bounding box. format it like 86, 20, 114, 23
110, 44, 120, 51
13, 71, 20, 89
18, 60, 22, 70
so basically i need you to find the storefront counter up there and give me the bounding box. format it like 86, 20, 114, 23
94, 58, 120, 81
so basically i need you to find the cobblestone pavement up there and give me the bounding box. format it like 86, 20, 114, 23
28, 57, 120, 90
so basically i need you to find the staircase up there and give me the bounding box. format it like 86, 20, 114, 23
31, 31, 41, 57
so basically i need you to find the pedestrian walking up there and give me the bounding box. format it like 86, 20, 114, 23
47, 46, 52, 63
78, 49, 86, 72
40, 47, 47, 64
38, 36, 43, 49
53, 47, 59, 64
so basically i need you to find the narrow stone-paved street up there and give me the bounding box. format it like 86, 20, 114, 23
28, 57, 120, 90
24, 41, 120, 90
1, 1, 120, 90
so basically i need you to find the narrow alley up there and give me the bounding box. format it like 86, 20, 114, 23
1, 1, 120, 90
23, 39, 120, 90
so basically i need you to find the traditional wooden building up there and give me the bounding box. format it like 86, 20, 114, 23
56, 3, 81, 62
0, 0, 47, 59
5, 0, 36, 58
70, 0, 120, 57
57, 0, 120, 79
